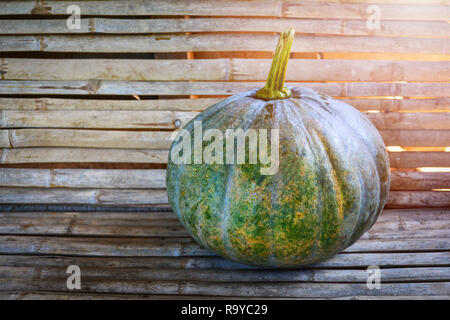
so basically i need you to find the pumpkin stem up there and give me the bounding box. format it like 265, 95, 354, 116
256, 28, 294, 101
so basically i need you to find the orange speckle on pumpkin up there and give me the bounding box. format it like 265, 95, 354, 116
296, 211, 306, 219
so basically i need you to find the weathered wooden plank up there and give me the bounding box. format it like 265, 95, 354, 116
341, 98, 450, 112
388, 152, 450, 168
0, 277, 446, 297
1, 252, 449, 270
1, 1, 448, 20
387, 191, 450, 207
0, 35, 447, 54
0, 208, 447, 238
1, 129, 449, 149
391, 171, 450, 190
0, 98, 219, 111
0, 59, 230, 81
0, 292, 236, 300
231, 59, 450, 82
0, 0, 282, 17
4, 129, 174, 149
0, 188, 168, 205
366, 113, 450, 130
0, 168, 167, 189
381, 130, 450, 147
0, 234, 448, 257
1, 169, 448, 191
181, 282, 450, 298
1, 18, 449, 38
0, 148, 169, 164
1, 111, 447, 130
1, 264, 448, 283
0, 97, 446, 112
3, 58, 449, 81
0, 110, 197, 129
284, 2, 450, 21
1, 148, 447, 168
0, 185, 447, 207
1, 291, 445, 300
0, 81, 448, 97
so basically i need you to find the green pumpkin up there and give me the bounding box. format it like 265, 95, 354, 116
167, 29, 390, 267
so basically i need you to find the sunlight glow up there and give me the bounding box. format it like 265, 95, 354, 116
386, 146, 405, 152
418, 167, 450, 173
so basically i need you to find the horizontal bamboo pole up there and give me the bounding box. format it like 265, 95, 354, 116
0, 111, 447, 130
0, 81, 448, 96
1, 129, 448, 149
1, 18, 448, 38
0, 98, 220, 111
1, 1, 448, 20
1, 169, 449, 191
0, 110, 197, 129
0, 187, 447, 207
1, 148, 448, 167
0, 98, 447, 112
1, 251, 448, 270
0, 148, 170, 164
1, 265, 448, 284
0, 208, 447, 238
1, 34, 448, 54
0, 277, 447, 297
2, 58, 449, 82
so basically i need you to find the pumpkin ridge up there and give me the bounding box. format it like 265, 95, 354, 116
301, 99, 370, 250
221, 100, 273, 263
277, 101, 323, 263
285, 101, 344, 258
300, 97, 381, 249
319, 99, 388, 237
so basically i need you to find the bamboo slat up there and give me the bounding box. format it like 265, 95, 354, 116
388, 152, 450, 167
0, 81, 448, 96
2, 129, 174, 149
1, 148, 448, 168
0, 98, 447, 112
0, 98, 220, 111
0, 208, 447, 238
0, 148, 169, 164
1, 169, 448, 191
1, 35, 448, 54
1, 129, 448, 149
2, 58, 449, 82
1, 251, 448, 270
1, 265, 448, 284
1, 1, 448, 20
0, 186, 447, 207
0, 110, 197, 129
0, 111, 447, 130
0, 168, 167, 189
1, 18, 448, 38
0, 187, 169, 205
0, 277, 446, 298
